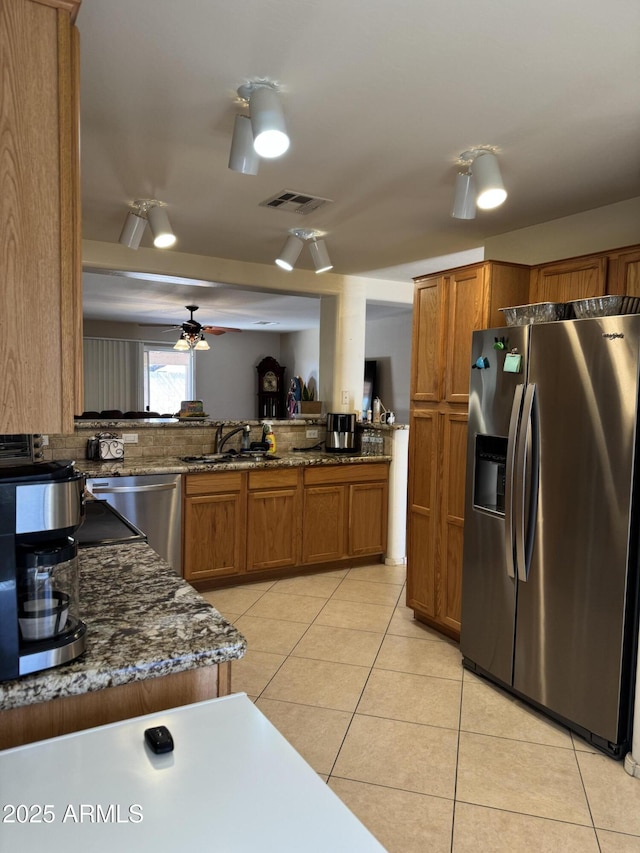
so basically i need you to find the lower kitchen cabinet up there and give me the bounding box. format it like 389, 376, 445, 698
183, 472, 246, 582
407, 408, 466, 641
246, 469, 302, 571
302, 464, 388, 566
184, 463, 389, 587
302, 484, 347, 563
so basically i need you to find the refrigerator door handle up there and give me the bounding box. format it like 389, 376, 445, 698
504, 384, 525, 579
515, 383, 539, 582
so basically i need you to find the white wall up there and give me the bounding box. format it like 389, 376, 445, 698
484, 197, 640, 266
364, 310, 413, 423
280, 329, 320, 400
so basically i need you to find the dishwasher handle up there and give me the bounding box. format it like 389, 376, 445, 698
90, 482, 178, 494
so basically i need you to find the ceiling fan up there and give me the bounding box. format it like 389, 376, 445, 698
139, 305, 241, 350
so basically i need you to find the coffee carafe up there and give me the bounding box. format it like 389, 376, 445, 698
0, 461, 86, 682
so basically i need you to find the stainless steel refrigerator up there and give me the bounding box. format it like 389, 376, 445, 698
461, 314, 640, 758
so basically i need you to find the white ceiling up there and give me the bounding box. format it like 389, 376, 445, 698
78, 0, 640, 330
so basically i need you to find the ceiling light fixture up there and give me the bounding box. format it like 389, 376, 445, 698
228, 114, 260, 175
173, 334, 190, 352
451, 148, 507, 218
275, 235, 304, 271
451, 171, 476, 220
118, 199, 177, 249
275, 229, 333, 273
237, 80, 289, 159
118, 209, 148, 249
308, 238, 333, 273
147, 204, 176, 248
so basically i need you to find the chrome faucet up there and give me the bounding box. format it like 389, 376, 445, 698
214, 424, 251, 453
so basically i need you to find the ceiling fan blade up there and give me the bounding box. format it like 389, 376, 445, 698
138, 323, 180, 331
202, 326, 242, 335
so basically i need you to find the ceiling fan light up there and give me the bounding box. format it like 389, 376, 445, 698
275, 235, 304, 271
119, 210, 147, 249
148, 205, 177, 248
309, 239, 333, 273
473, 152, 507, 210
173, 335, 190, 351
250, 86, 290, 159
194, 334, 210, 351
451, 172, 476, 219
228, 114, 259, 175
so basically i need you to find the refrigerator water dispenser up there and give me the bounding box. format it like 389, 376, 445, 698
473, 434, 507, 515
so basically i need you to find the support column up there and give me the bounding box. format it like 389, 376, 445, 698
331, 278, 366, 413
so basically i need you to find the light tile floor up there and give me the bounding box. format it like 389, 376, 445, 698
202, 563, 640, 853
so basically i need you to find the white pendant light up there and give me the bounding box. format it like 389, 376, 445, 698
275, 235, 304, 271
173, 335, 190, 351
228, 114, 259, 175
246, 84, 289, 159
119, 210, 148, 249
309, 239, 333, 273
148, 205, 177, 248
194, 334, 210, 351
473, 151, 507, 210
451, 172, 476, 220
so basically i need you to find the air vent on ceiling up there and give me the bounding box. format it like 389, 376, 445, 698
259, 190, 333, 216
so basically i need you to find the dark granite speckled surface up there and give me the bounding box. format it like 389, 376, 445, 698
0, 542, 246, 711
79, 451, 392, 478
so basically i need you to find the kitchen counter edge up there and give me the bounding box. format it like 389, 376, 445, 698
0, 541, 247, 712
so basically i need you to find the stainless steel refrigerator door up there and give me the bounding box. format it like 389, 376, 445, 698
460, 326, 529, 684
514, 316, 640, 741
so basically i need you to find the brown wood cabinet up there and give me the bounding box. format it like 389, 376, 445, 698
0, 0, 83, 434
246, 469, 302, 571
608, 247, 640, 297
407, 261, 529, 640
530, 256, 607, 304
183, 472, 246, 581
302, 464, 388, 565
185, 462, 389, 586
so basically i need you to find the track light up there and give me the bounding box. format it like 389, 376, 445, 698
309, 239, 333, 273
118, 199, 176, 249
237, 80, 290, 159
275, 235, 304, 271
228, 114, 259, 175
451, 149, 507, 218
275, 229, 333, 273
473, 151, 507, 209
451, 172, 476, 220
119, 210, 147, 249
147, 204, 176, 248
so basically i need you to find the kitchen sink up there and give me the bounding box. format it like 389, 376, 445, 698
181, 453, 280, 464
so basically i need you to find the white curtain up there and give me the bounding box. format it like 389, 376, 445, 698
83, 338, 143, 413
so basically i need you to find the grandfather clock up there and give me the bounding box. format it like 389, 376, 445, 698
256, 357, 286, 419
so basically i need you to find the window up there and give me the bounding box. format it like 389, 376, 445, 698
143, 346, 193, 414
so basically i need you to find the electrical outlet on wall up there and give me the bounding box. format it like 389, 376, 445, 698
341, 390, 349, 405
306, 429, 318, 439
122, 433, 138, 444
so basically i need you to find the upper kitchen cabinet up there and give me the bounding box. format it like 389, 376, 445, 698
607, 246, 640, 297
529, 255, 607, 304
0, 0, 82, 434
411, 262, 529, 405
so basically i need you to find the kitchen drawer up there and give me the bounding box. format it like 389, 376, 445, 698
248, 468, 299, 490
304, 463, 388, 486
184, 472, 244, 495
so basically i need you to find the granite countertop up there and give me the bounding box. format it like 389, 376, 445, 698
79, 451, 392, 478
0, 542, 247, 712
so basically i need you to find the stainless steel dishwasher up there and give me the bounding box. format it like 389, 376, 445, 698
85, 474, 182, 574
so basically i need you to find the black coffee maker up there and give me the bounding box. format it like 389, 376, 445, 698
0, 461, 86, 682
